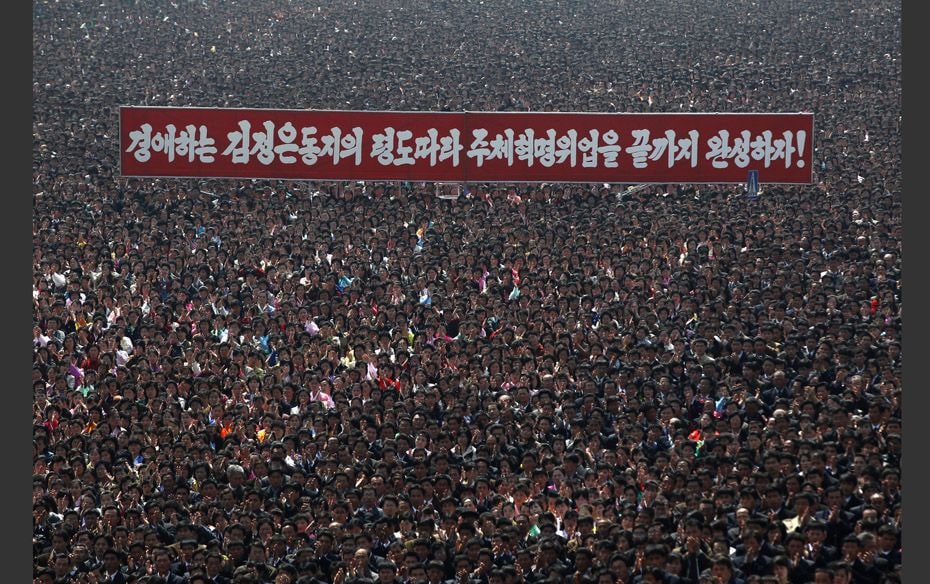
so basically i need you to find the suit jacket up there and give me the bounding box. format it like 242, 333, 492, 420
171, 561, 193, 577
786, 557, 815, 584
680, 551, 712, 583
633, 574, 681, 584
842, 494, 863, 514
806, 544, 839, 569
849, 558, 885, 584
877, 548, 902, 569
813, 509, 856, 548
732, 553, 773, 577
99, 571, 129, 584
155, 572, 189, 584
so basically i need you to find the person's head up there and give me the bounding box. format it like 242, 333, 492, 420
353, 547, 370, 567
829, 561, 852, 584
51, 552, 71, 577
102, 549, 122, 573
641, 566, 666, 584
711, 555, 734, 582
153, 548, 174, 574
815, 567, 836, 584
841, 535, 862, 562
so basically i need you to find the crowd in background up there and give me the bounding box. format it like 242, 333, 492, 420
32, 1, 901, 583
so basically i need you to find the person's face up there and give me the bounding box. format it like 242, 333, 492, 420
54, 556, 70, 576
712, 563, 731, 582
842, 541, 860, 561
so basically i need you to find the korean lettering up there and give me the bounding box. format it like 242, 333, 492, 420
674, 129, 700, 168
578, 129, 600, 168
174, 124, 217, 163
393, 130, 415, 165
299, 126, 321, 165
577, 129, 621, 168
731, 130, 752, 168
126, 124, 154, 163
127, 123, 217, 164
488, 128, 515, 166
750, 130, 799, 168
467, 129, 492, 167
223, 120, 252, 164
340, 127, 365, 165
600, 130, 621, 168
150, 124, 177, 162
250, 121, 277, 165
438, 129, 463, 166
533, 129, 558, 168
647, 129, 700, 168
318, 128, 343, 164
554, 129, 578, 167
371, 127, 398, 165
706, 129, 752, 169
515, 129, 536, 167
376, 128, 463, 167
625, 129, 653, 169
414, 128, 441, 166
318, 127, 365, 166
274, 122, 299, 164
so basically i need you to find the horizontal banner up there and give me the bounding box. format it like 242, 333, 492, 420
120, 107, 814, 184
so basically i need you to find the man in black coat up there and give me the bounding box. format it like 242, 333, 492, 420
153, 549, 190, 584
732, 532, 773, 578
710, 556, 746, 584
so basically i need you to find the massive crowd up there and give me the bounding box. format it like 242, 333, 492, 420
32, 1, 902, 583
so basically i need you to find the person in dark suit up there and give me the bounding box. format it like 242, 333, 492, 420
731, 532, 772, 578
840, 535, 885, 584
203, 552, 232, 584
631, 545, 682, 584
680, 540, 713, 584
875, 525, 902, 571
153, 549, 190, 584
813, 488, 857, 549
838, 475, 863, 514
171, 540, 204, 577
710, 555, 745, 584
99, 549, 129, 584
782, 534, 815, 584
802, 522, 839, 569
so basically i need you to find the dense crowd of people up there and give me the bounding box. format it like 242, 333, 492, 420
32, 0, 902, 583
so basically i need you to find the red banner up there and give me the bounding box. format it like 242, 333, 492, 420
120, 107, 814, 184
